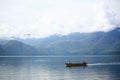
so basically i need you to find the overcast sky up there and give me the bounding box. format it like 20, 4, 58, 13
0, 0, 120, 38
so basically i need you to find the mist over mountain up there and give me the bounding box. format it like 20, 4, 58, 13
0, 27, 120, 56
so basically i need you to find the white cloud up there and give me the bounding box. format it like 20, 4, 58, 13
0, 0, 120, 38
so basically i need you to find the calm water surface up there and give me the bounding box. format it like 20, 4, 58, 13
0, 55, 120, 80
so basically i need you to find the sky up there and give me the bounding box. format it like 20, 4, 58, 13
0, 0, 120, 39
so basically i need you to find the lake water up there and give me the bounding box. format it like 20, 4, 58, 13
0, 55, 120, 80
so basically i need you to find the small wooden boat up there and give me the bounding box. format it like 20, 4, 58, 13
65, 62, 87, 67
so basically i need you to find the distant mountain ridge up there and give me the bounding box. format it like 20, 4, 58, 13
0, 27, 120, 56
0, 40, 39, 56
33, 27, 120, 55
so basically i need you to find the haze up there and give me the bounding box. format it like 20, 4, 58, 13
0, 0, 120, 38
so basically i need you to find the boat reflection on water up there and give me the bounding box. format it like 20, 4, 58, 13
65, 61, 87, 68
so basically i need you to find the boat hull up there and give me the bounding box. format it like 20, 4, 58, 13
66, 62, 87, 67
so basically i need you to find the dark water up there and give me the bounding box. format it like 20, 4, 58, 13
0, 55, 120, 80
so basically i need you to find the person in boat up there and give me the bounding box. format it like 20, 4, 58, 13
68, 61, 71, 64
83, 61, 87, 64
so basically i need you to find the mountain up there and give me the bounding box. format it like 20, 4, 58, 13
1, 40, 39, 56
0, 45, 4, 55
0, 27, 120, 56
89, 28, 120, 54
0, 40, 8, 45
34, 27, 120, 55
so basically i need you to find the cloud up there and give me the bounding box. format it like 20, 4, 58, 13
0, 0, 120, 38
